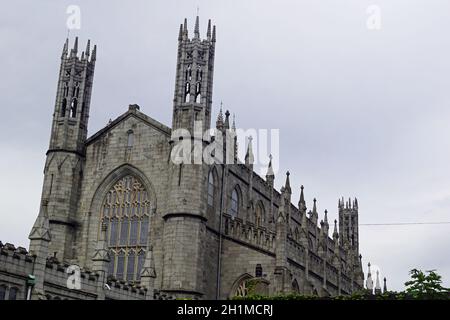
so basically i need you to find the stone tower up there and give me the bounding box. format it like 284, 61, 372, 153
37, 37, 96, 261
162, 17, 217, 299
172, 16, 216, 133
338, 198, 359, 253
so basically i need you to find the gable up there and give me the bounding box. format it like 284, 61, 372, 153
85, 108, 171, 146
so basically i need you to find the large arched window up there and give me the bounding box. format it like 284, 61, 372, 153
229, 188, 239, 218
207, 171, 215, 208
101, 175, 150, 282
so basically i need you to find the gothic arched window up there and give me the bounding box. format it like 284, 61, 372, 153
229, 188, 239, 218
195, 82, 201, 103
101, 175, 151, 282
61, 99, 67, 117
292, 279, 300, 293
8, 287, 18, 300
0, 285, 6, 300
127, 130, 134, 147
255, 202, 265, 226
207, 171, 215, 208
235, 280, 249, 297
70, 98, 77, 118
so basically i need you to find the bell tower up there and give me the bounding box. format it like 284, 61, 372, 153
172, 16, 216, 133
162, 17, 217, 299
35, 37, 96, 261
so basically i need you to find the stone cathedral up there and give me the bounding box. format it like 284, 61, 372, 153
0, 17, 364, 300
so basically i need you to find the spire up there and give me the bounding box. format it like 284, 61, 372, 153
216, 102, 224, 130
140, 245, 157, 279
29, 199, 51, 242
178, 23, 183, 41
85, 39, 91, 57
324, 209, 328, 224
232, 113, 236, 131
183, 18, 188, 37
333, 219, 339, 239
207, 19, 212, 40
375, 270, 382, 294
245, 136, 254, 166
224, 110, 230, 129
92, 222, 110, 266
312, 198, 317, 214
366, 262, 374, 292
284, 171, 291, 194
71, 36, 78, 57
212, 25, 216, 42
383, 277, 387, 293
62, 38, 69, 59
266, 154, 274, 179
299, 185, 306, 213
194, 15, 200, 38
91, 44, 97, 62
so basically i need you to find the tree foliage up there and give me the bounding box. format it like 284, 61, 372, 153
404, 269, 449, 299
232, 269, 449, 300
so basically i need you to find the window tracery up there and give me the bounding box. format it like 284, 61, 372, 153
101, 175, 150, 282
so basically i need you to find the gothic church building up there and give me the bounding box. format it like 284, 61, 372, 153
0, 17, 364, 300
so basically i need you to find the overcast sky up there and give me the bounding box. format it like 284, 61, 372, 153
1, 0, 450, 292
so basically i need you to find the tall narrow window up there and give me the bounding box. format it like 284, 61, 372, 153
129, 218, 138, 245
101, 175, 151, 281
119, 220, 129, 246
139, 216, 149, 246
70, 98, 77, 118
0, 285, 6, 300
195, 82, 201, 103
116, 251, 125, 280
255, 202, 265, 226
229, 188, 239, 218
126, 251, 136, 281
127, 131, 134, 147
207, 171, 215, 208
136, 251, 145, 280
185, 82, 191, 102
61, 99, 67, 117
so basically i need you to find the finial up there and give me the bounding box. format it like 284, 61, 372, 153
284, 171, 291, 193
333, 219, 338, 238
91, 44, 97, 62
324, 209, 328, 223
266, 154, 274, 178
299, 185, 306, 211
216, 104, 224, 129
73, 36, 78, 54
313, 198, 317, 212
383, 277, 387, 293
194, 15, 200, 38
207, 19, 212, 39
86, 39, 91, 57
62, 38, 69, 58
178, 24, 183, 41
245, 136, 254, 166
183, 18, 188, 36
224, 110, 230, 129
212, 25, 216, 42
232, 113, 236, 131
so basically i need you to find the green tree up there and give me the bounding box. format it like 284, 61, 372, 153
404, 269, 449, 299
